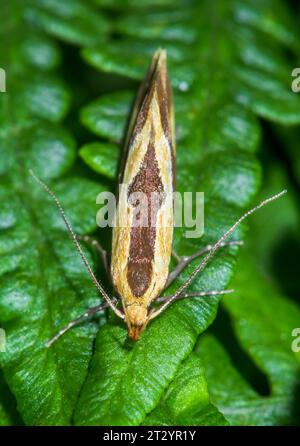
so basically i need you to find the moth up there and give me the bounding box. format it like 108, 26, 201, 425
30, 49, 286, 347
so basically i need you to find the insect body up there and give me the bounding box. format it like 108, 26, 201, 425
30, 49, 286, 347
111, 50, 175, 339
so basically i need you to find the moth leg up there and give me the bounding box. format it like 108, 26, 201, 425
155, 289, 234, 304
76, 234, 110, 274
46, 298, 119, 348
166, 241, 243, 288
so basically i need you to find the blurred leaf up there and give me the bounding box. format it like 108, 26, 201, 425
95, 0, 176, 8
0, 1, 107, 425
79, 142, 119, 179
80, 91, 133, 143
272, 125, 300, 188
0, 369, 22, 426
82, 0, 300, 123
25, 0, 109, 46
247, 159, 300, 297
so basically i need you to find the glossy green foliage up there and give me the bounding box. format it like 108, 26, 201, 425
0, 0, 107, 425
0, 0, 300, 426
198, 167, 300, 425
143, 354, 229, 426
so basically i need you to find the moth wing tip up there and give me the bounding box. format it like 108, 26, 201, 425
154, 48, 167, 63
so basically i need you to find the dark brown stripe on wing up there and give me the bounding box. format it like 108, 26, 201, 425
156, 70, 173, 147
126, 132, 165, 297
128, 52, 172, 152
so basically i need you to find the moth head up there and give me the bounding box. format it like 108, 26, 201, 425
124, 303, 149, 341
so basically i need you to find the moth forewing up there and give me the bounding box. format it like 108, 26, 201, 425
111, 49, 175, 339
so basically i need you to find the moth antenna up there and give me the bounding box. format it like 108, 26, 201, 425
150, 190, 287, 319
29, 170, 124, 320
